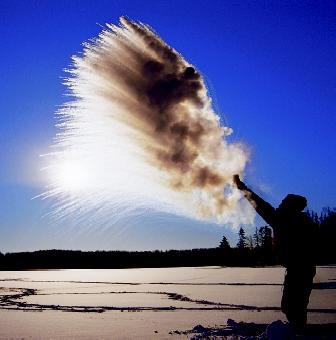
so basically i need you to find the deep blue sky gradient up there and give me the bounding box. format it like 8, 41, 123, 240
1, 0, 335, 252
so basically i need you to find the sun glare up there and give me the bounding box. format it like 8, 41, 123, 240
56, 161, 90, 192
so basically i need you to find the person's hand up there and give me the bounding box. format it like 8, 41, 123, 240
233, 174, 247, 191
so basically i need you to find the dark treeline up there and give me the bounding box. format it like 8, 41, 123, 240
0, 247, 276, 270
307, 207, 336, 263
0, 208, 334, 270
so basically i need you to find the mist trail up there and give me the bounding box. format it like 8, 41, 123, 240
43, 17, 255, 227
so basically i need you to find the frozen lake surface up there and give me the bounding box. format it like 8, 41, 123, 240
0, 266, 335, 338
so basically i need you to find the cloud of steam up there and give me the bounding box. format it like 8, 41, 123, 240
43, 17, 255, 227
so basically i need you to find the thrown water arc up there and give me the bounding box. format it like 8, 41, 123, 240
42, 17, 254, 227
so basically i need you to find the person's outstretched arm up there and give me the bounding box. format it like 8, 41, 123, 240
233, 175, 276, 226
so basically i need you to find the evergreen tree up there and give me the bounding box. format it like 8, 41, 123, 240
259, 226, 273, 250
219, 236, 231, 249
253, 227, 260, 248
237, 227, 247, 249
246, 235, 254, 250
264, 226, 273, 250
258, 228, 264, 247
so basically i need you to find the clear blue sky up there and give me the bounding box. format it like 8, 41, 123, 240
1, 0, 335, 252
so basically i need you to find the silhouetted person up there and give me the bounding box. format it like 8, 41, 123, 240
233, 175, 316, 331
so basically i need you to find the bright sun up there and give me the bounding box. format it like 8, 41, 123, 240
56, 161, 90, 192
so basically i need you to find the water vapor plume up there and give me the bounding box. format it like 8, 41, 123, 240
43, 17, 254, 227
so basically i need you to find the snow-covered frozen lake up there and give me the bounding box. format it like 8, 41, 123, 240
0, 266, 335, 338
